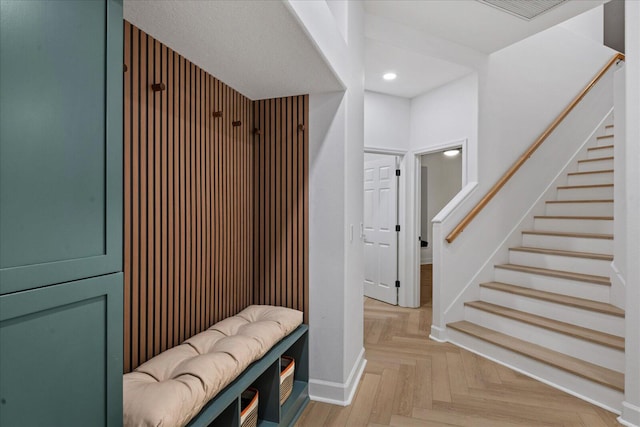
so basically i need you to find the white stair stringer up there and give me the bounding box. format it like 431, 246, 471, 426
447, 326, 624, 413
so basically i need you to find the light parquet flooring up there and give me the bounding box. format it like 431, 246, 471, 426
295, 298, 621, 427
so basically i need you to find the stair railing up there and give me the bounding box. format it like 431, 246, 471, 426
446, 53, 625, 244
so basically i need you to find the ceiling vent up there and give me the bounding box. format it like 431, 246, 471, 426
476, 0, 568, 21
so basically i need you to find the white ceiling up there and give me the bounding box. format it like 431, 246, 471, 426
124, 0, 342, 100
365, 38, 473, 99
124, 0, 607, 101
363, 0, 607, 54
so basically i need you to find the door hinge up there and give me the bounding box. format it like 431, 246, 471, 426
395, 225, 401, 232
395, 169, 401, 177
395, 280, 400, 288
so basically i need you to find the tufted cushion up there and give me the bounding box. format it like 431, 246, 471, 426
123, 305, 303, 427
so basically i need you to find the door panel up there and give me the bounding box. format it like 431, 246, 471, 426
363, 157, 398, 305
0, 0, 123, 294
0, 273, 123, 426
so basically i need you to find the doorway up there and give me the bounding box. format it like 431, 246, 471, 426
363, 152, 400, 305
418, 147, 463, 306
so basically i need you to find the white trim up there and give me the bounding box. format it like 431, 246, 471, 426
618, 402, 640, 427
429, 325, 448, 342
308, 347, 366, 406
411, 138, 469, 309
364, 146, 408, 156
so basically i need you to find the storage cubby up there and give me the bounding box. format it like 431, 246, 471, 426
187, 325, 309, 427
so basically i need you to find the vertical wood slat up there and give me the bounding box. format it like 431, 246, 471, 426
123, 22, 253, 371
123, 22, 309, 371
253, 95, 310, 323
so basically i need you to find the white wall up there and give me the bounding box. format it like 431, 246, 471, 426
288, 0, 366, 406
620, 2, 640, 425
430, 24, 616, 339
364, 91, 410, 151
410, 73, 478, 172
559, 5, 604, 44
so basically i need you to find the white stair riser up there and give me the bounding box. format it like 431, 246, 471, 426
480, 287, 623, 336
464, 307, 625, 372
578, 159, 613, 172
587, 147, 613, 159
493, 268, 610, 302
545, 202, 613, 217
556, 186, 613, 201
596, 137, 615, 147
508, 251, 611, 277
533, 218, 612, 234
521, 234, 613, 254
447, 329, 624, 412
567, 172, 613, 186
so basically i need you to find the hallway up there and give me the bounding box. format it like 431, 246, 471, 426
296, 298, 620, 426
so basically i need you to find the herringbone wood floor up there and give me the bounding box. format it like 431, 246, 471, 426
296, 298, 621, 427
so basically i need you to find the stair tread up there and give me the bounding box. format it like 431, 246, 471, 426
578, 156, 614, 163
546, 199, 613, 204
522, 230, 613, 240
448, 320, 625, 391
534, 215, 613, 220
480, 282, 624, 317
509, 246, 613, 261
495, 263, 610, 285
597, 135, 614, 139
465, 301, 624, 350
588, 145, 614, 151
556, 184, 613, 189
567, 169, 613, 176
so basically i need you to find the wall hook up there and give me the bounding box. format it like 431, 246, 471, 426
232, 121, 242, 127
151, 83, 166, 92
254, 128, 262, 135
213, 111, 223, 118
298, 124, 305, 132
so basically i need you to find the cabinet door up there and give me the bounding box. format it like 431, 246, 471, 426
0, 0, 123, 294
0, 273, 123, 426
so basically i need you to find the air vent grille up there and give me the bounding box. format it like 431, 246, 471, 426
476, 0, 567, 21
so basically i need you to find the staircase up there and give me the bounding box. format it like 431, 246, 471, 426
447, 122, 625, 411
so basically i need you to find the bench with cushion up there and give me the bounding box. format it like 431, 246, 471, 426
123, 305, 303, 427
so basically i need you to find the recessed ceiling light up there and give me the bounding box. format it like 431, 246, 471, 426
443, 149, 460, 157
383, 72, 397, 81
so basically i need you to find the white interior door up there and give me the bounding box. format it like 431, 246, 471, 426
363, 156, 398, 305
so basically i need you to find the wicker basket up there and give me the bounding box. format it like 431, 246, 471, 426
280, 356, 295, 405
240, 387, 259, 427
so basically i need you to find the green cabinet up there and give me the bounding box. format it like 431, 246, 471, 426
0, 0, 123, 294
0, 274, 123, 426
0, 1, 123, 425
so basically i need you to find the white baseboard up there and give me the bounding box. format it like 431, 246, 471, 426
308, 347, 366, 406
619, 402, 640, 427
429, 325, 447, 342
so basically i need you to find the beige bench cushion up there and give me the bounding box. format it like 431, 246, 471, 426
123, 305, 303, 427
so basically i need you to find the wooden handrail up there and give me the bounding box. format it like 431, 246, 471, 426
446, 53, 625, 244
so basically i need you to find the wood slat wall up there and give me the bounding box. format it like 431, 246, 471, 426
123, 22, 309, 372
253, 97, 309, 324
